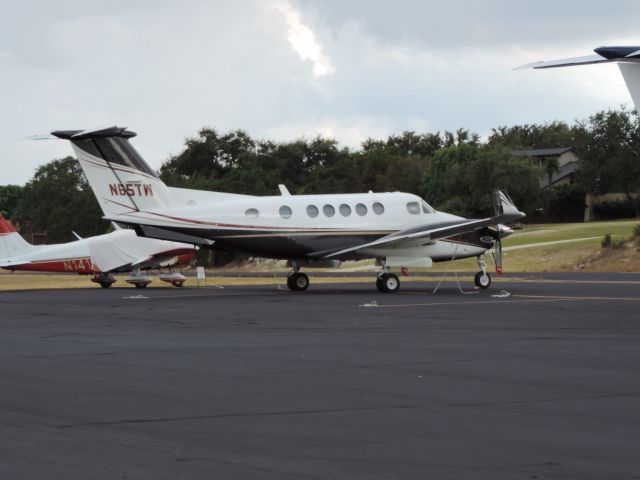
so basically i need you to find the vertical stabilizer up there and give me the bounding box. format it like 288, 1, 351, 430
619, 63, 640, 111
0, 215, 37, 259
51, 127, 174, 217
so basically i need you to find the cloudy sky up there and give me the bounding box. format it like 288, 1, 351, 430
2, 0, 639, 185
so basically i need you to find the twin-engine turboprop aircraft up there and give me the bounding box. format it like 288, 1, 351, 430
51, 128, 525, 293
0, 214, 196, 288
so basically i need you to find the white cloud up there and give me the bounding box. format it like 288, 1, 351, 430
273, 0, 334, 78
2, 1, 640, 185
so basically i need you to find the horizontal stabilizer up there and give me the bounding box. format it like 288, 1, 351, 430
138, 225, 215, 246
515, 54, 609, 70
517, 45, 640, 110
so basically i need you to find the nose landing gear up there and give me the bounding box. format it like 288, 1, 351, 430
474, 255, 492, 289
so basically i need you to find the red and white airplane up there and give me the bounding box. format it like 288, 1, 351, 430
0, 214, 196, 288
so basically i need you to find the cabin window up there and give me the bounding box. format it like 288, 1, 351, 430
306, 205, 319, 218
372, 202, 384, 215
422, 201, 435, 214
406, 202, 420, 215
279, 205, 292, 219
339, 204, 352, 217
355, 203, 367, 216
323, 204, 335, 217
245, 208, 259, 219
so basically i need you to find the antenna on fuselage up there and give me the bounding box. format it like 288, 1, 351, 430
278, 184, 291, 196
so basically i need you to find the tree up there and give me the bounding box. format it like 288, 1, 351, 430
574, 108, 640, 211
488, 121, 576, 149
0, 185, 23, 218
422, 144, 542, 218
12, 157, 108, 242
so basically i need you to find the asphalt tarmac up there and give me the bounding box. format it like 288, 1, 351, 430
1, 273, 640, 479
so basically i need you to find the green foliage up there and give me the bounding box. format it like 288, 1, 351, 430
421, 144, 542, 217
12, 157, 108, 243
574, 108, 640, 205
592, 198, 639, 221
536, 184, 586, 223
488, 121, 576, 149
633, 224, 640, 239
601, 234, 612, 247
613, 238, 626, 249
0, 184, 23, 218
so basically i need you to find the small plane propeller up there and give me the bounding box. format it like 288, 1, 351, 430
492, 191, 506, 275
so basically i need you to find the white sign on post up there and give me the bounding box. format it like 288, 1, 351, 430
196, 266, 206, 286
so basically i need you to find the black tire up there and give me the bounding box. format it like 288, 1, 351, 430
173, 282, 184, 287
379, 273, 400, 293
99, 281, 112, 289
474, 271, 491, 289
375, 276, 385, 293
287, 272, 309, 291
135, 283, 148, 289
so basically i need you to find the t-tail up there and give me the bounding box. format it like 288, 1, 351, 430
516, 46, 640, 110
51, 127, 173, 217
0, 214, 38, 259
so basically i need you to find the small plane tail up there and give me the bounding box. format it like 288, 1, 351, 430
517, 46, 640, 110
51, 127, 174, 218
0, 215, 37, 259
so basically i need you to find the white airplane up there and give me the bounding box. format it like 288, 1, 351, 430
517, 45, 640, 109
49, 128, 525, 293
0, 214, 196, 288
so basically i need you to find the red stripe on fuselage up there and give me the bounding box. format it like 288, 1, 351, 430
10, 258, 94, 274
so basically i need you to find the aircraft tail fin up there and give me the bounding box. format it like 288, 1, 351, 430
517, 46, 640, 110
0, 215, 37, 259
51, 127, 174, 218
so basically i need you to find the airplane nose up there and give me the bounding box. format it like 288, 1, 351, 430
498, 224, 514, 238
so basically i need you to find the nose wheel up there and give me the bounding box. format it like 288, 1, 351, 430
474, 255, 492, 289
376, 273, 400, 293
287, 272, 309, 291
474, 271, 491, 289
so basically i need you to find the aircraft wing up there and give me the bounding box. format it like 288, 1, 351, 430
315, 191, 525, 259
87, 229, 196, 273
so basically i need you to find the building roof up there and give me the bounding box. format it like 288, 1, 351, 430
513, 147, 572, 157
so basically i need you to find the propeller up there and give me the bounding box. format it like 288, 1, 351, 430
492, 191, 505, 275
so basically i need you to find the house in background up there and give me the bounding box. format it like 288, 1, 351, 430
512, 147, 593, 221
512, 147, 579, 189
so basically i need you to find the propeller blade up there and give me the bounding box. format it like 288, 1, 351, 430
495, 237, 503, 275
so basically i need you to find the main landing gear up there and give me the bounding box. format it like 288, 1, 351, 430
376, 260, 400, 293
376, 273, 400, 293
474, 255, 491, 289
91, 273, 116, 289
287, 263, 309, 291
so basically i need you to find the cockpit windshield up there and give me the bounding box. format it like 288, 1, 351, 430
422, 201, 435, 214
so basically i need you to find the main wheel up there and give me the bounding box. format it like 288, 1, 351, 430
135, 283, 148, 289
474, 271, 491, 289
378, 273, 400, 293
99, 281, 112, 289
287, 272, 309, 291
